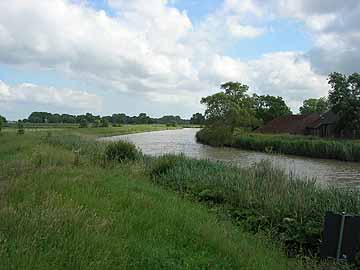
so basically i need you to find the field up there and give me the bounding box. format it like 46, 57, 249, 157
196, 127, 360, 162
0, 127, 301, 270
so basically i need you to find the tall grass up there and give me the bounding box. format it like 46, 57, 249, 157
148, 154, 360, 257
196, 127, 360, 161
0, 132, 298, 270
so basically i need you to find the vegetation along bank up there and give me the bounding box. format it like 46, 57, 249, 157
1, 127, 302, 270
2, 126, 360, 268
196, 128, 360, 162
196, 72, 360, 161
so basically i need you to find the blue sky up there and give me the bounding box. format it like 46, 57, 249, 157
0, 0, 359, 120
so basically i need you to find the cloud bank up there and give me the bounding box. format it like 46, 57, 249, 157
0, 0, 359, 118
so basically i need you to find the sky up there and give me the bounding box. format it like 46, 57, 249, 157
0, 0, 360, 120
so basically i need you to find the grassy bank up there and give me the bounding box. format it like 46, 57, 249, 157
0, 131, 298, 269
149, 155, 360, 259
196, 127, 360, 162
2, 124, 180, 138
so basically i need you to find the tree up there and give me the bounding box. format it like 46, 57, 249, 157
28, 112, 52, 123
328, 72, 360, 131
79, 118, 88, 128
136, 113, 152, 124
17, 121, 25, 135
0, 115, 6, 132
299, 97, 328, 115
112, 113, 128, 125
0, 115, 6, 123
253, 94, 292, 124
190, 113, 205, 125
61, 114, 76, 123
100, 118, 109, 127
201, 82, 259, 131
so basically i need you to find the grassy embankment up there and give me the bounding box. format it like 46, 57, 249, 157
3, 123, 181, 137
0, 127, 299, 270
196, 127, 360, 162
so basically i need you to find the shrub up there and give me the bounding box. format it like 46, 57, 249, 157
196, 127, 233, 146
100, 118, 109, 128
104, 140, 140, 162
79, 119, 88, 128
148, 154, 185, 178
166, 121, 177, 127
17, 122, 25, 135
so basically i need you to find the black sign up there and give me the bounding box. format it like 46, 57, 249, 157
320, 211, 360, 261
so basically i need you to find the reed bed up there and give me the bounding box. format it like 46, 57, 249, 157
148, 154, 360, 257
196, 127, 360, 161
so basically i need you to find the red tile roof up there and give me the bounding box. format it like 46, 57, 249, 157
256, 113, 321, 134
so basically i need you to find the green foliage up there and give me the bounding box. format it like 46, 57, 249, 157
166, 121, 177, 127
197, 128, 360, 162
299, 97, 329, 115
100, 118, 109, 127
0, 131, 296, 270
104, 140, 140, 162
150, 156, 360, 257
0, 114, 6, 131
190, 113, 205, 125
17, 121, 25, 135
79, 118, 88, 128
201, 82, 260, 131
253, 94, 292, 124
328, 72, 360, 132
148, 154, 185, 178
196, 126, 233, 146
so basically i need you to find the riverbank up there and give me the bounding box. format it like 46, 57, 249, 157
196, 127, 360, 162
0, 130, 300, 269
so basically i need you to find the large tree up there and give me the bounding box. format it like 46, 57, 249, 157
201, 82, 259, 131
328, 72, 360, 132
299, 97, 328, 115
190, 113, 205, 125
253, 94, 292, 124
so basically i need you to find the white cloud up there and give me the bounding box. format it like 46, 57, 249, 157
0, 0, 347, 117
0, 80, 102, 111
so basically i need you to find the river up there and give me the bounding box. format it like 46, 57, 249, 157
100, 128, 360, 188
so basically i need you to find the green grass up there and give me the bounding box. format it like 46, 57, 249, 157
2, 124, 180, 139
0, 131, 299, 270
196, 127, 360, 162
147, 154, 360, 260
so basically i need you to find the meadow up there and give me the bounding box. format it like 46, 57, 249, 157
196, 127, 360, 162
0, 127, 301, 270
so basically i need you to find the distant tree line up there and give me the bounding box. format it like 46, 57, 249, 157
22, 112, 191, 126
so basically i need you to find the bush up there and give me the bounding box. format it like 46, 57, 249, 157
104, 140, 140, 162
17, 122, 25, 135
196, 127, 233, 146
79, 119, 88, 128
166, 121, 177, 127
148, 154, 185, 178
100, 118, 109, 127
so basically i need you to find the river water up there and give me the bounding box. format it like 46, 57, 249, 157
101, 128, 360, 188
